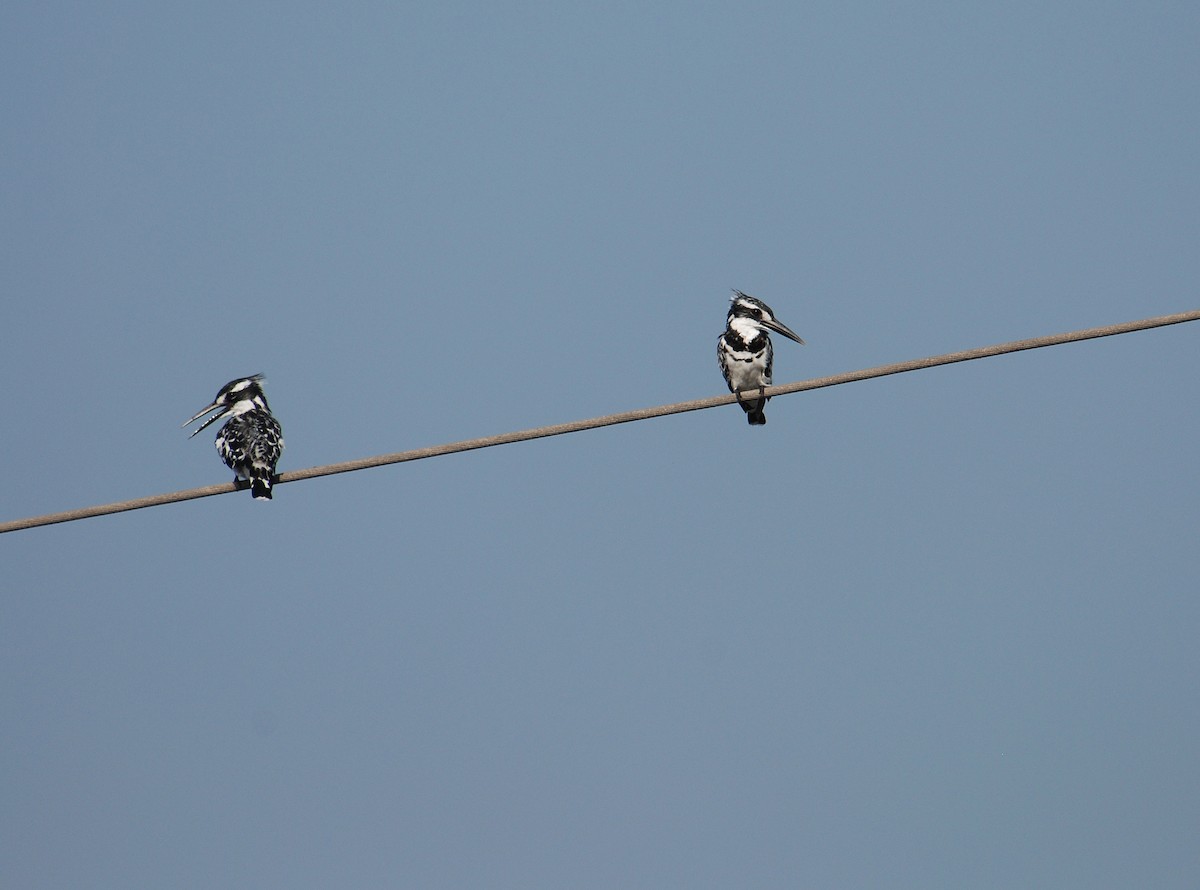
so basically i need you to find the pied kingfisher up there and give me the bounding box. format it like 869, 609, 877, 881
718, 290, 805, 425
183, 375, 284, 500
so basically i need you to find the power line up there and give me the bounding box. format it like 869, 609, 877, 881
3, 308, 1197, 535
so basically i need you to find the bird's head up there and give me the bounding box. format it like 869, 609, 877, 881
727, 290, 805, 345
182, 374, 270, 438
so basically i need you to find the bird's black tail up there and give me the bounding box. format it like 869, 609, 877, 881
250, 476, 274, 500
741, 398, 767, 425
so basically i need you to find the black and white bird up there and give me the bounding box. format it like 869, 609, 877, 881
183, 375, 284, 500
718, 290, 805, 425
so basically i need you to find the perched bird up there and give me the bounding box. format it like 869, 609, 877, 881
183, 375, 284, 499
718, 290, 805, 425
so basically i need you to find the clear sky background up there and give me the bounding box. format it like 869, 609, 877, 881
3, 2, 1198, 887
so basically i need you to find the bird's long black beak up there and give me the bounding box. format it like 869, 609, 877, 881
182, 404, 227, 438
764, 318, 805, 345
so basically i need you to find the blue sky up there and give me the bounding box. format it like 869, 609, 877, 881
3, 2, 1198, 887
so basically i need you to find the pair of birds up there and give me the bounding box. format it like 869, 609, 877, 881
185, 290, 803, 500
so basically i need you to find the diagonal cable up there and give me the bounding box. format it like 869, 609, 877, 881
2, 308, 1197, 535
